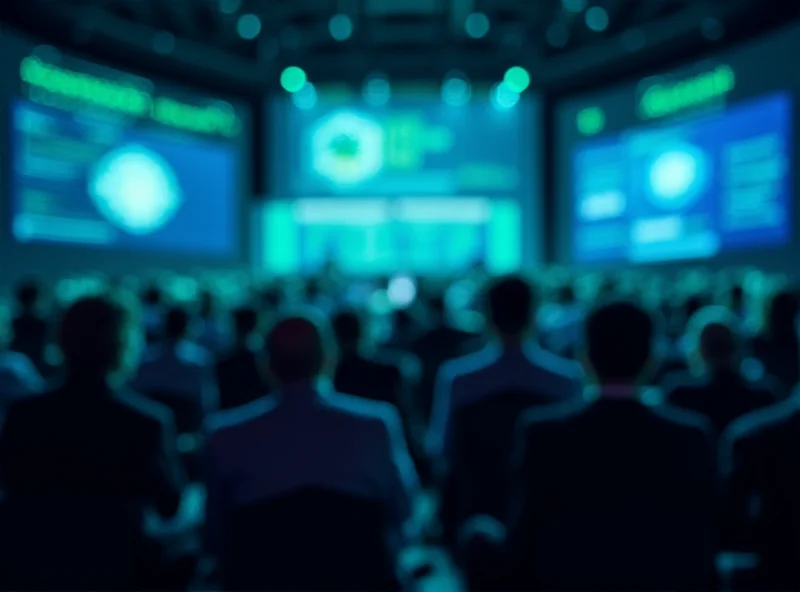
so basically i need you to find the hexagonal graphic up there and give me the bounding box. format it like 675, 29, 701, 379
311, 111, 384, 186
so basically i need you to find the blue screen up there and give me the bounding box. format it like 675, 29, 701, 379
11, 100, 238, 256
572, 93, 792, 264
271, 96, 530, 198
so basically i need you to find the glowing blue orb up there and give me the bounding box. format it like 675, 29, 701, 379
312, 112, 384, 185
647, 145, 707, 210
89, 145, 183, 234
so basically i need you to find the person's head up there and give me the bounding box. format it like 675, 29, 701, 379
58, 293, 142, 382
686, 306, 740, 373
232, 305, 260, 342
198, 289, 215, 319
331, 308, 363, 353
582, 301, 654, 386
164, 305, 191, 342
15, 278, 41, 312
142, 284, 163, 307
765, 289, 799, 340
486, 275, 534, 340
265, 311, 332, 386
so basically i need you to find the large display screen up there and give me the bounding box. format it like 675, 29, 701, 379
12, 99, 238, 255
555, 24, 798, 269
0, 31, 249, 284
266, 88, 539, 275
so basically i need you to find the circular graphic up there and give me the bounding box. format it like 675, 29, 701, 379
89, 145, 183, 235
646, 144, 709, 211
312, 112, 384, 186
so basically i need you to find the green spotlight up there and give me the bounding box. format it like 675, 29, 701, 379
280, 66, 307, 93
503, 66, 530, 93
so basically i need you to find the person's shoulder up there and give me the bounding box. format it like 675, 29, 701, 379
724, 397, 800, 446
518, 397, 588, 432
324, 391, 402, 430
441, 346, 498, 381
206, 396, 278, 435
179, 342, 214, 367
114, 389, 174, 428
651, 403, 715, 438
661, 370, 702, 395
527, 345, 582, 382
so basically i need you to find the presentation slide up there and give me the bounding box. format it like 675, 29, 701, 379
259, 197, 521, 276
12, 100, 238, 255
1, 35, 246, 263
555, 23, 799, 268
266, 87, 539, 275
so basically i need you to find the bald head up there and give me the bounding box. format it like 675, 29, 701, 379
266, 313, 330, 384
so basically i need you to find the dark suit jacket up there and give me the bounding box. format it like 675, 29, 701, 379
507, 396, 717, 591
720, 398, 800, 590
334, 352, 407, 408
664, 369, 778, 433
215, 346, 270, 411
0, 379, 185, 518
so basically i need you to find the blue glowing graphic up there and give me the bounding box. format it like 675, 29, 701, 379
647, 144, 707, 210
89, 145, 183, 235
311, 112, 384, 185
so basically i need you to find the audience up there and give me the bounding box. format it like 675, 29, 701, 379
427, 275, 581, 463
0, 303, 43, 410
0, 266, 798, 590
203, 312, 421, 567
9, 278, 49, 373
134, 305, 218, 434
505, 301, 717, 591
215, 305, 269, 411
664, 306, 778, 432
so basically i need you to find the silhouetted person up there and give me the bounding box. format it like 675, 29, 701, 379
0, 302, 43, 410
664, 306, 778, 432
505, 301, 717, 591
410, 293, 480, 423
332, 308, 409, 408
197, 289, 226, 354
215, 305, 270, 411
750, 289, 800, 393
133, 305, 218, 434
427, 275, 581, 462
721, 396, 800, 591
141, 284, 165, 345
0, 293, 185, 515
9, 278, 48, 373
204, 311, 421, 562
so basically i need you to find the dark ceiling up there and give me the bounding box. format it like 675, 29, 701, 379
2, 0, 795, 95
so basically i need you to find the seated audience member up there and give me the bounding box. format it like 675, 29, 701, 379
504, 302, 717, 591
663, 307, 778, 432
141, 284, 165, 345
0, 303, 43, 409
332, 308, 409, 408
203, 312, 421, 563
133, 305, 218, 432
749, 289, 800, 393
427, 275, 582, 463
215, 305, 269, 411
197, 289, 226, 354
410, 293, 481, 423
0, 293, 185, 514
720, 398, 800, 591
9, 278, 48, 373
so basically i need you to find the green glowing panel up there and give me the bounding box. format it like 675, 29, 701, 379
263, 202, 299, 274
487, 200, 521, 273
639, 65, 735, 120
